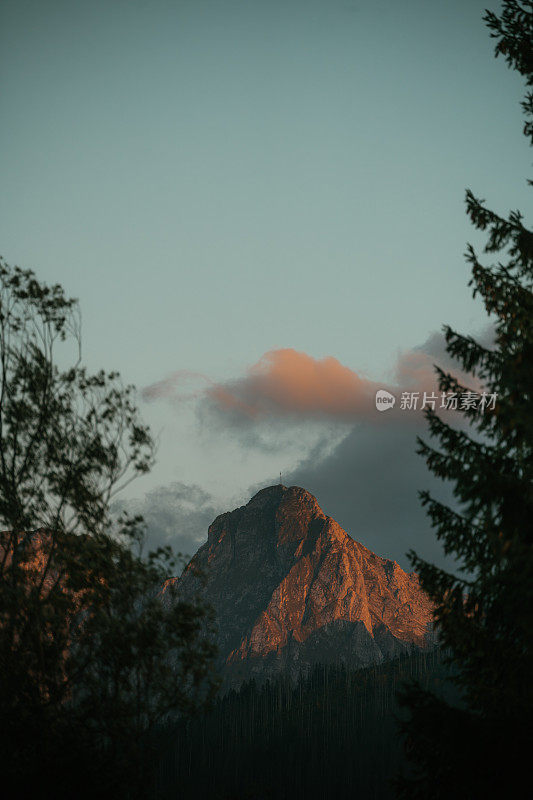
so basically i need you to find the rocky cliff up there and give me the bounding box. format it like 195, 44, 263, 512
162, 485, 435, 686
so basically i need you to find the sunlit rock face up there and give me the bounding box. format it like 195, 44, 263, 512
162, 485, 435, 687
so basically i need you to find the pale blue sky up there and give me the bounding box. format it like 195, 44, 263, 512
1, 0, 530, 557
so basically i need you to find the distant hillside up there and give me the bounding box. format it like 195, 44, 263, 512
155, 648, 456, 800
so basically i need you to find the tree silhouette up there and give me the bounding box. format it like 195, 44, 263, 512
396, 3, 533, 797
0, 260, 217, 799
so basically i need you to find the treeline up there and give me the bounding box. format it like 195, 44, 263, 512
154, 648, 456, 800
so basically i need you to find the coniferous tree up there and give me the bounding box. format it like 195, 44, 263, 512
396, 3, 533, 797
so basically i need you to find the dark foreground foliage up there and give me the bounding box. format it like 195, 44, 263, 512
397, 3, 533, 797
154, 649, 453, 800
0, 261, 218, 799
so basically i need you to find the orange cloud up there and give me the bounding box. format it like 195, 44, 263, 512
205, 349, 381, 420
143, 337, 483, 425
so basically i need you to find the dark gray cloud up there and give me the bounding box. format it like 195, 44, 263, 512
114, 482, 220, 563
137, 328, 495, 574
284, 420, 458, 573
240, 328, 492, 574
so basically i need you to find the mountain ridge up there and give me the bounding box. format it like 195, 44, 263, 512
163, 485, 435, 686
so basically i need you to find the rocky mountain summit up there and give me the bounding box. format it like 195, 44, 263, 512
162, 485, 435, 686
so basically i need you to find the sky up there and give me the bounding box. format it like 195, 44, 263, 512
1, 0, 530, 569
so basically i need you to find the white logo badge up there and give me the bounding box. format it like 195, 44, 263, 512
375, 389, 396, 412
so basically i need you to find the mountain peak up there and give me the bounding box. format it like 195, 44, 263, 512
172, 485, 435, 687
246, 483, 288, 509
246, 484, 319, 510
